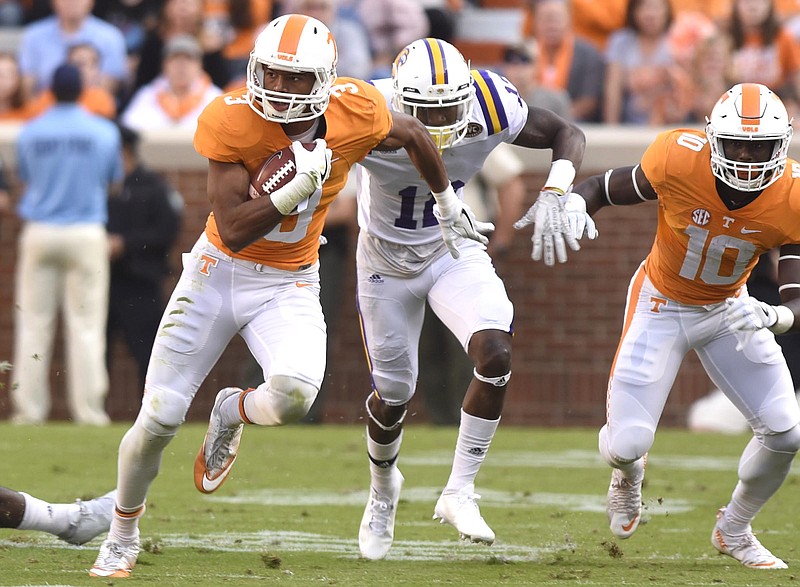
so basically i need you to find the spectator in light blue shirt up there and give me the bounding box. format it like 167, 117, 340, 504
12, 63, 123, 426
18, 0, 127, 98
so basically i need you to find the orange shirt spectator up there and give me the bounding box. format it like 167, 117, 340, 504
532, 0, 606, 122
27, 87, 116, 119
27, 42, 117, 119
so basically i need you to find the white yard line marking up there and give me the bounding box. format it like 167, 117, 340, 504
207, 487, 693, 515
402, 450, 741, 471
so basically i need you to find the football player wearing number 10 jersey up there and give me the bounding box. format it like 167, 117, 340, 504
355, 38, 588, 559
87, 15, 486, 578
569, 83, 800, 569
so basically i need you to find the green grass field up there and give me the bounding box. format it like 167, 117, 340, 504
2, 423, 800, 586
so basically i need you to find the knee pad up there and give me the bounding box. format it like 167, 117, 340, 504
247, 375, 318, 425
762, 424, 800, 455
599, 423, 653, 466
371, 370, 415, 406
141, 385, 191, 431
138, 402, 181, 438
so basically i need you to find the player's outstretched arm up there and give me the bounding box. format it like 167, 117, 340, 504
575, 164, 658, 215
512, 108, 588, 265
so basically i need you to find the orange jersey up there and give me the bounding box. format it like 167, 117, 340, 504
641, 128, 800, 305
194, 77, 392, 270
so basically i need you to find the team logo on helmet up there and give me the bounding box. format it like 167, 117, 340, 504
465, 122, 483, 138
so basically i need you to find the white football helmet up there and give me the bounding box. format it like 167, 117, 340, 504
706, 82, 793, 191
392, 38, 474, 150
246, 14, 338, 123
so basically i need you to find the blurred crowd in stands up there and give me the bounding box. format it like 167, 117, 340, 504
0, 0, 799, 128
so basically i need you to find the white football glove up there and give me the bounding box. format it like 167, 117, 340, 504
433, 201, 494, 259
270, 139, 332, 215
564, 192, 598, 241
513, 189, 581, 266
724, 296, 777, 351
293, 138, 332, 184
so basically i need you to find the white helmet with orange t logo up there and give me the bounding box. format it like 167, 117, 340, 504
706, 82, 793, 191
391, 38, 474, 150
246, 14, 338, 123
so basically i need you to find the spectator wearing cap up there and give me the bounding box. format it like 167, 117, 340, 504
131, 0, 230, 104
107, 125, 182, 393
120, 34, 223, 131
17, 0, 128, 99
501, 41, 572, 120
11, 63, 124, 426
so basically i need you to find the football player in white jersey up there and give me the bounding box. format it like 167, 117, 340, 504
356, 38, 591, 559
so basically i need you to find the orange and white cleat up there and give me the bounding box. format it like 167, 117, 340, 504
712, 507, 787, 569
606, 456, 645, 539
89, 534, 140, 578
194, 387, 247, 494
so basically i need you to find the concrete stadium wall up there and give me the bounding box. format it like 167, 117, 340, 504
0, 124, 731, 427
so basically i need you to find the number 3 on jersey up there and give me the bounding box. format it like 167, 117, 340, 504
394, 180, 465, 229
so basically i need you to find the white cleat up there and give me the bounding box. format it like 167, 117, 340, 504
58, 490, 117, 545
359, 468, 404, 560
711, 507, 788, 569
607, 457, 645, 539
88, 534, 140, 578
194, 387, 246, 494
433, 484, 495, 544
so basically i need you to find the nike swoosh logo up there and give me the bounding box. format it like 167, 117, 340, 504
198, 457, 236, 493
741, 227, 762, 234
295, 282, 314, 288
621, 515, 639, 533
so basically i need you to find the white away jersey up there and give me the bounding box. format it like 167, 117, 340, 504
356, 69, 528, 245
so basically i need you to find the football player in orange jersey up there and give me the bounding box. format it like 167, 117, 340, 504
547, 82, 800, 568
88, 14, 494, 579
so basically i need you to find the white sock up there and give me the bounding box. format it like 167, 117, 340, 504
724, 482, 764, 535
17, 493, 74, 535
444, 409, 500, 493
108, 504, 144, 544
367, 428, 403, 492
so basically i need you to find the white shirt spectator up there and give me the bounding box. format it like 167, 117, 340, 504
120, 35, 223, 131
